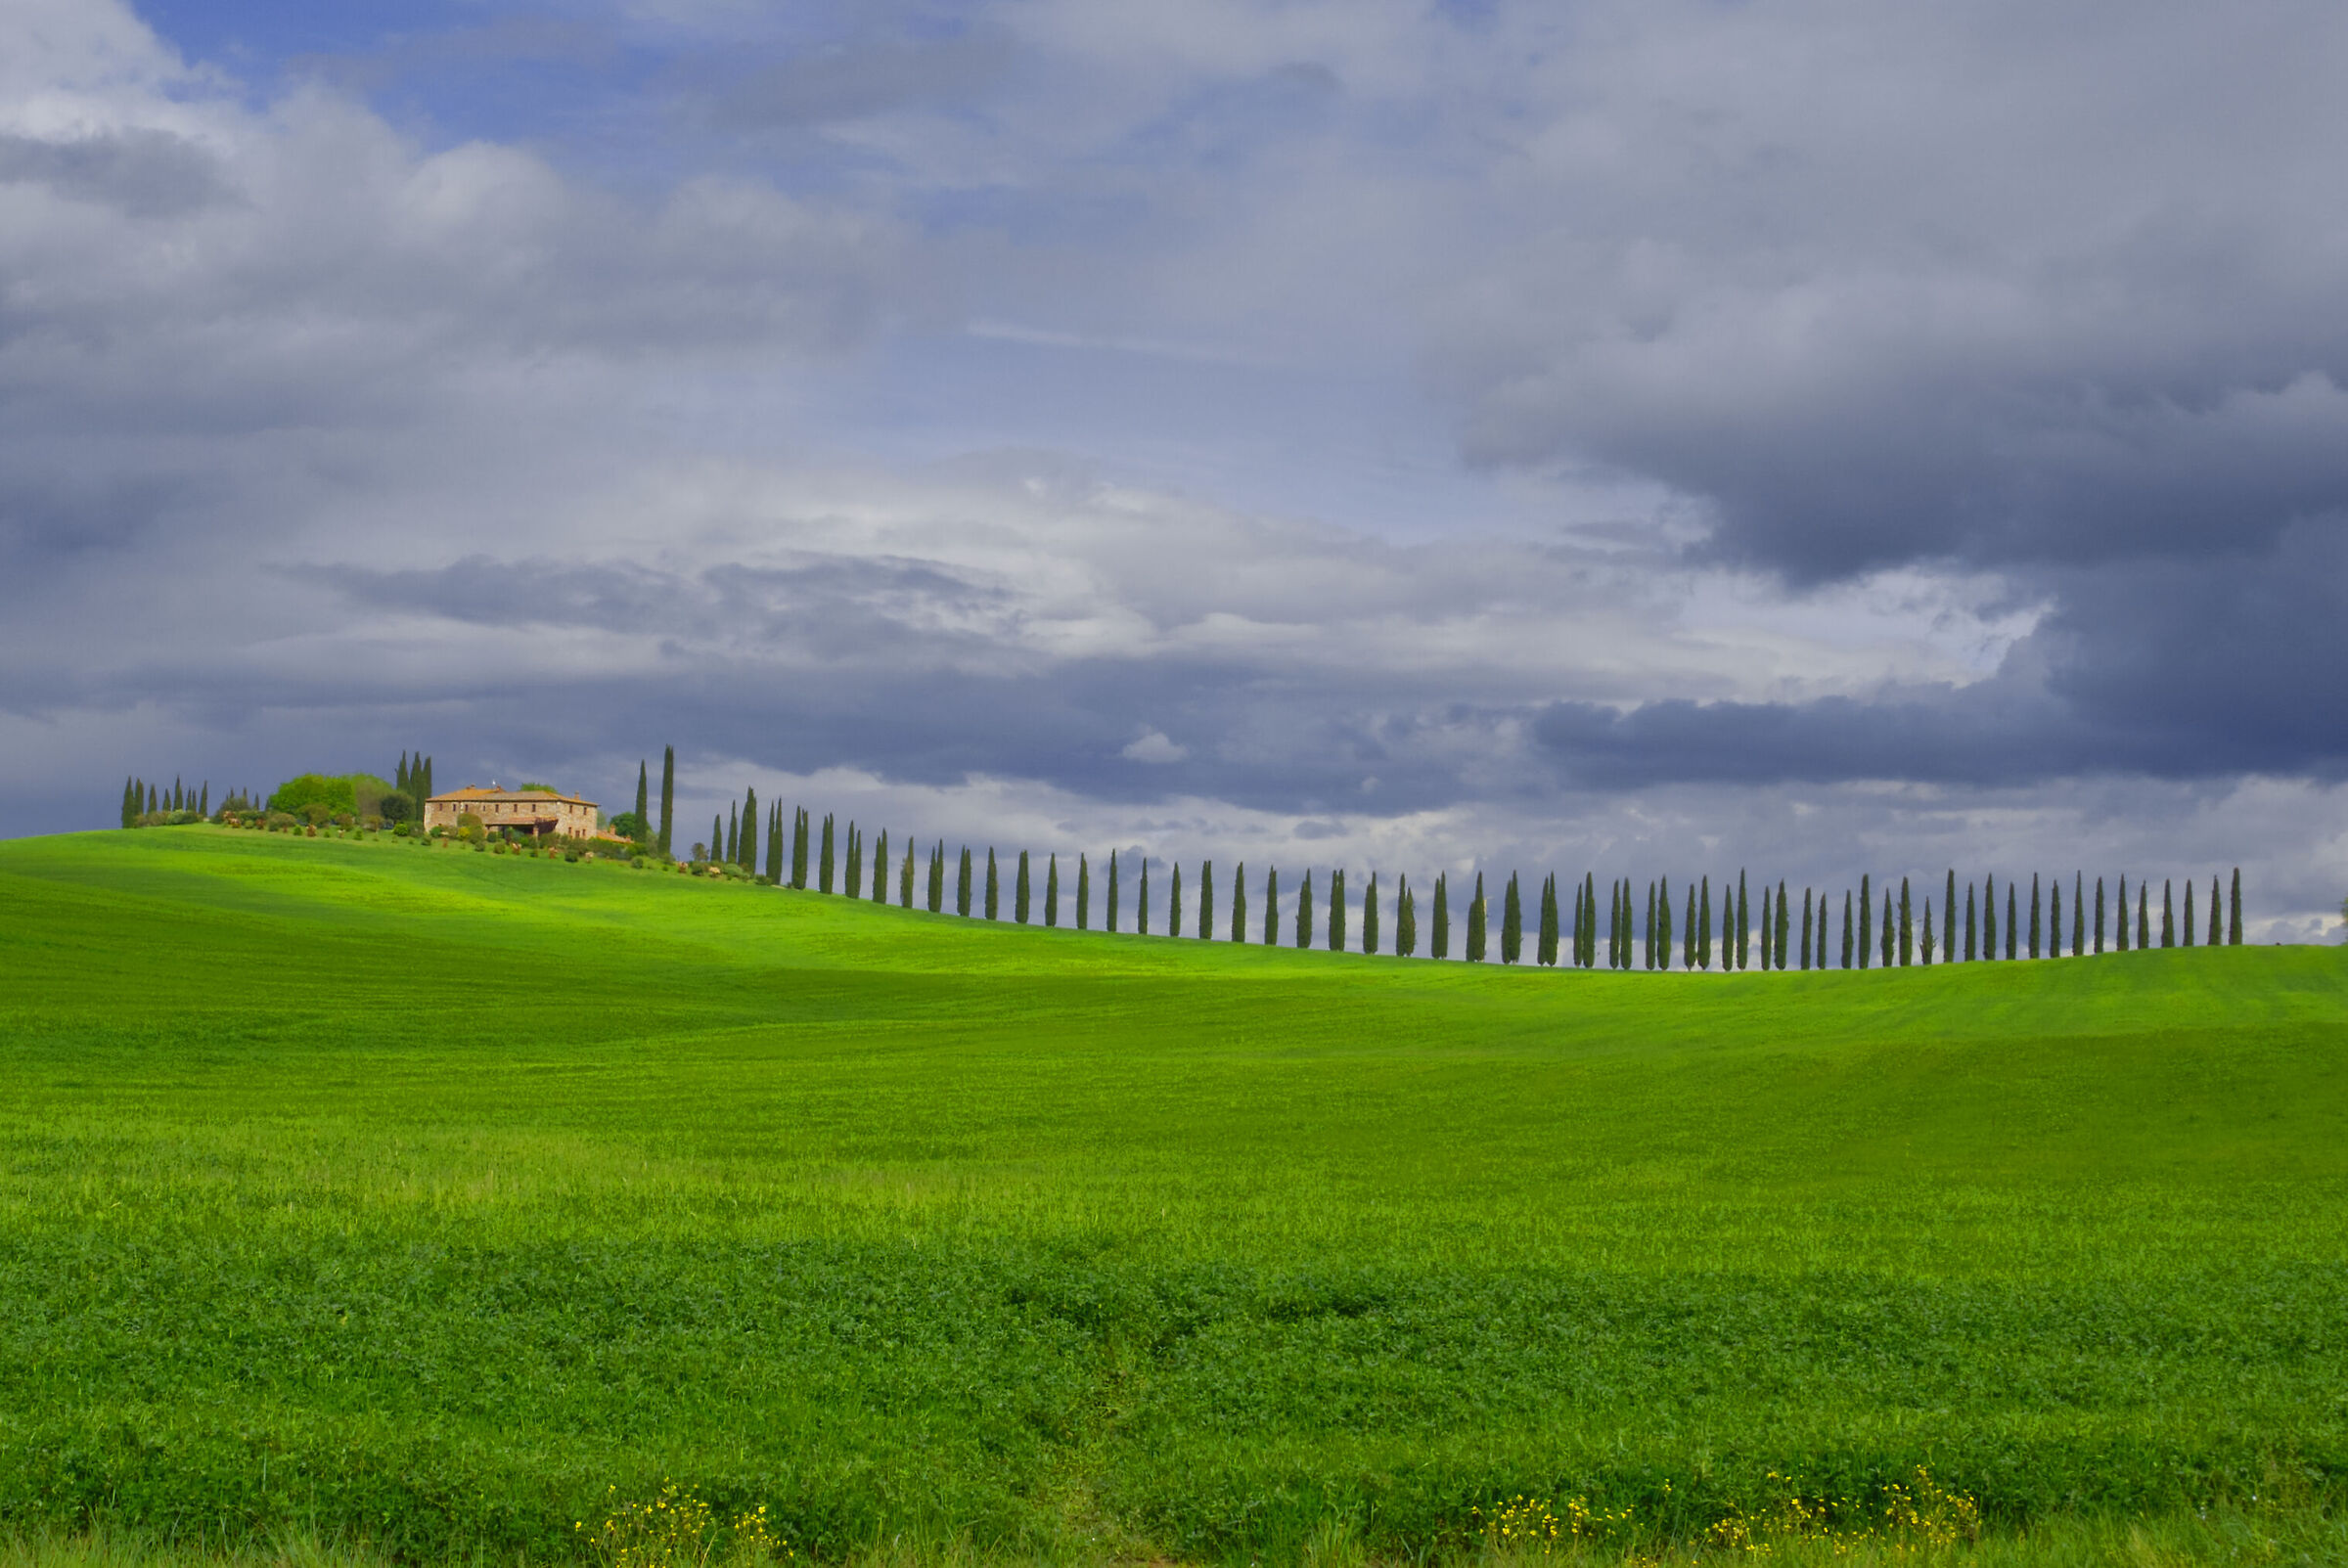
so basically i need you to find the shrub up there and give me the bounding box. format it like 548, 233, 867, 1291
267, 775, 358, 818
266, 812, 298, 831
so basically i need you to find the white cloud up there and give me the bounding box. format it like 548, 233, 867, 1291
1121, 731, 1188, 763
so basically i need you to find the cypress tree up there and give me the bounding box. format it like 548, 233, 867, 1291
2049, 876, 2062, 957
1538, 874, 1558, 965
1981, 875, 1996, 961
1076, 853, 1090, 929
957, 847, 972, 918
2137, 880, 2149, 950
634, 762, 649, 842
1656, 879, 1674, 971
1570, 874, 1587, 966
198, 783, 207, 817
120, 776, 136, 829
2005, 883, 2017, 960
2230, 868, 2242, 944
743, 788, 759, 872
1362, 872, 1378, 954
708, 814, 722, 864
2094, 875, 2105, 953
2028, 873, 2041, 958
1295, 871, 1314, 949
929, 840, 946, 914
148, 783, 158, 815
2182, 877, 2193, 947
1944, 870, 1957, 956
1800, 889, 1814, 970
1899, 877, 1913, 966
1841, 891, 1854, 968
1106, 850, 1120, 932
1431, 873, 1449, 960
2074, 873, 2085, 956
1503, 874, 1523, 964
2208, 875, 2222, 946
1698, 876, 1713, 970
1398, 874, 1417, 957
1045, 853, 1060, 926
1328, 869, 1345, 952
819, 815, 836, 893
1169, 863, 1183, 938
844, 824, 862, 897
2115, 875, 2129, 951
1775, 880, 1789, 970
1605, 881, 1618, 969
1858, 874, 1873, 969
1200, 861, 1215, 940
1876, 890, 1890, 967
1684, 881, 1697, 970
792, 808, 809, 889
1467, 873, 1488, 963
1922, 899, 1935, 964
901, 841, 916, 907
172, 778, 181, 813
1139, 858, 1151, 936
1965, 882, 1978, 961
1265, 867, 1281, 946
421, 757, 433, 816
2160, 879, 2174, 948
767, 805, 785, 882
658, 746, 675, 858
1736, 872, 1749, 970
985, 848, 1000, 920
725, 804, 738, 865
1231, 861, 1247, 944
1648, 881, 1662, 969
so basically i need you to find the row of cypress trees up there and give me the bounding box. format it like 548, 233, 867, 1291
119, 776, 217, 826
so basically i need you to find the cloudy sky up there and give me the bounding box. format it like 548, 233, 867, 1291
6, 0, 2346, 938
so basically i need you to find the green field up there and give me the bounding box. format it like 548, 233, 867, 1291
2, 827, 2343, 1565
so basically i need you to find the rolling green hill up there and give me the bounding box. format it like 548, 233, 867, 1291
1, 827, 2343, 1564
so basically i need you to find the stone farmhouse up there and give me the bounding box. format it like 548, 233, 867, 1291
425, 784, 600, 840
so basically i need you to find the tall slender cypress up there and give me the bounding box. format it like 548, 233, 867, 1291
957, 846, 973, 917
2182, 877, 2194, 947
791, 809, 809, 888
2050, 876, 2062, 957
1231, 862, 1247, 944
928, 840, 946, 914
1774, 880, 1789, 969
1538, 874, 1558, 965
1328, 869, 1345, 952
1698, 876, 1713, 969
1572, 874, 1589, 967
1106, 850, 1120, 932
1684, 882, 1698, 970
708, 814, 722, 864
1138, 858, 1151, 936
2005, 883, 2017, 960
725, 804, 738, 866
1467, 874, 1488, 963
985, 848, 1000, 920
1362, 872, 1377, 954
1800, 889, 1814, 970
741, 787, 759, 872
1294, 871, 1314, 949
1397, 874, 1417, 958
1656, 879, 1674, 971
2230, 868, 2242, 944
1982, 875, 1996, 960
1965, 883, 1978, 961
1876, 890, 1890, 967
1945, 870, 1957, 956
634, 762, 650, 843
1841, 891, 1854, 968
120, 776, 136, 829
1922, 900, 1935, 964
2028, 873, 2041, 958
1858, 875, 1873, 969
1431, 873, 1449, 960
657, 746, 675, 858
844, 824, 862, 897
1045, 853, 1060, 926
1503, 874, 1523, 964
1200, 861, 1215, 941
2209, 875, 2222, 946
2073, 873, 2085, 955
2161, 879, 2175, 948
2115, 876, 2129, 951
901, 840, 916, 908
1899, 877, 1913, 966
1606, 881, 1619, 969
1076, 853, 1090, 929
767, 805, 785, 882
1169, 863, 1183, 938
1736, 872, 1749, 970
1264, 867, 1281, 946
2094, 876, 2105, 953
2137, 880, 2149, 950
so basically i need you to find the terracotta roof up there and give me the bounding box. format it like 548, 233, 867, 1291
429, 785, 597, 806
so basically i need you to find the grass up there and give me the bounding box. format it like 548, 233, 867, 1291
0, 826, 2342, 1565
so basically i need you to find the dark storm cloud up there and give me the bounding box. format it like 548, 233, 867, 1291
0, 128, 235, 217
